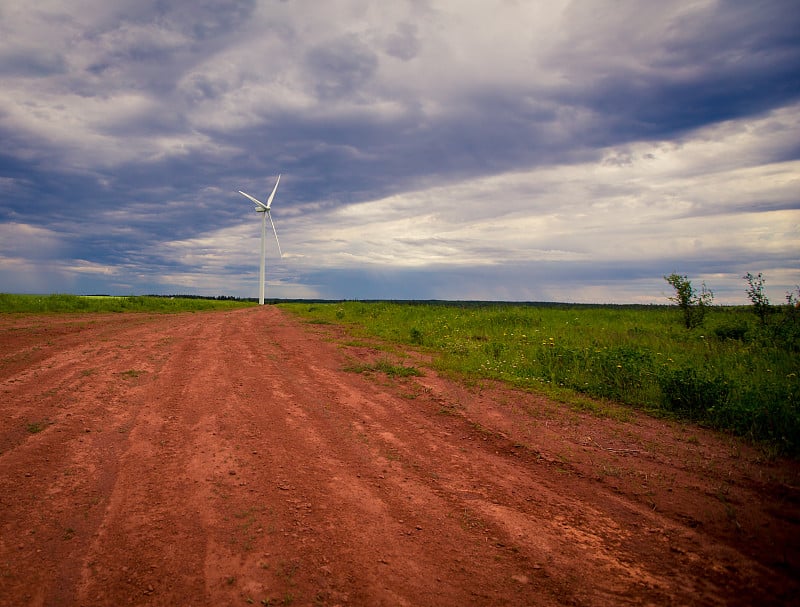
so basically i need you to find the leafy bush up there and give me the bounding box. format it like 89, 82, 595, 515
658, 368, 730, 421
713, 322, 749, 341
665, 274, 713, 328
592, 346, 654, 402
743, 272, 772, 325
771, 301, 800, 352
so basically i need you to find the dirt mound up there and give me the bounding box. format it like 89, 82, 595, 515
1, 307, 798, 606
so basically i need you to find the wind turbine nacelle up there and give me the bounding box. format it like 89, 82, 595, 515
255, 207, 267, 212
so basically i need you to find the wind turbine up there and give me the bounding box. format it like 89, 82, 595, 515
238, 174, 282, 305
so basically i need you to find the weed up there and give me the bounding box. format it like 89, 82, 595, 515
26, 421, 48, 434
658, 368, 729, 421
344, 358, 422, 378
233, 507, 262, 551
600, 464, 622, 478
375, 359, 423, 377
119, 369, 144, 379
277, 560, 299, 586
713, 323, 748, 341
437, 402, 461, 416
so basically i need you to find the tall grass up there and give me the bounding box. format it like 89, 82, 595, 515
0, 294, 256, 314
282, 302, 800, 454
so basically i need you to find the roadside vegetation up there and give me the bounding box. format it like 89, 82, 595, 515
281, 294, 800, 455
0, 294, 256, 314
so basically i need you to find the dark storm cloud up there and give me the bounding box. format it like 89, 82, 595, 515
306, 35, 380, 101
0, 48, 67, 77
552, 0, 800, 140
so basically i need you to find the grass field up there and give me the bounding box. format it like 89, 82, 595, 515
281, 301, 800, 455
0, 293, 256, 314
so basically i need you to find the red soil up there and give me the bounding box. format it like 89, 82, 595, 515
0, 306, 798, 606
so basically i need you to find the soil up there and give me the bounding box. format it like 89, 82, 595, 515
1, 306, 798, 607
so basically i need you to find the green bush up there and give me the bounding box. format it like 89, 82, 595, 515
771, 308, 800, 352
713, 322, 749, 341
665, 274, 713, 329
592, 346, 654, 402
658, 367, 730, 421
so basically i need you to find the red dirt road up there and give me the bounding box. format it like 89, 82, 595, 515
1, 306, 798, 606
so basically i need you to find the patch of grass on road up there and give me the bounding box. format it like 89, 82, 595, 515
344, 358, 423, 378
26, 420, 50, 433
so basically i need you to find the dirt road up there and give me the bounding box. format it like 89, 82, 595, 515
1, 306, 798, 606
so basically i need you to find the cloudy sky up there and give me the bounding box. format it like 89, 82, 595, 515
1, 0, 798, 303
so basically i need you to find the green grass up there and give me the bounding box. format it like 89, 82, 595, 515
119, 369, 145, 379
344, 357, 423, 377
26, 420, 49, 434
281, 301, 800, 455
0, 294, 256, 314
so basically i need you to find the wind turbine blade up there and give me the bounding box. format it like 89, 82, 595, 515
267, 211, 283, 257
266, 174, 281, 209
238, 190, 268, 210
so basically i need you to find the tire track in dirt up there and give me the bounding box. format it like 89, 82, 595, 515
1, 307, 798, 606
0, 314, 187, 604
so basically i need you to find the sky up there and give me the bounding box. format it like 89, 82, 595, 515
1, 0, 798, 304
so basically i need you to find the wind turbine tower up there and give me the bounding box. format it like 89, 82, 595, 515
238, 174, 283, 305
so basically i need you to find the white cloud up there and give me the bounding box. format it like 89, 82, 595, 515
0, 222, 63, 258
60, 259, 118, 276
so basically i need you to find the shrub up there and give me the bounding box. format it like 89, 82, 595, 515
591, 346, 654, 402
743, 272, 771, 326
664, 274, 713, 329
773, 288, 800, 352
713, 322, 748, 341
658, 367, 729, 421
733, 380, 799, 452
